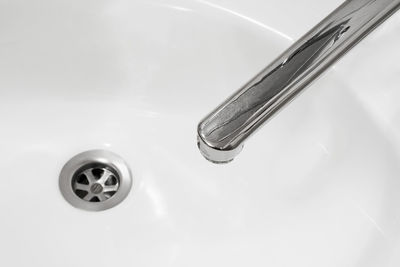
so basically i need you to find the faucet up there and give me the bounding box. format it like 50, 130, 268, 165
197, 0, 400, 163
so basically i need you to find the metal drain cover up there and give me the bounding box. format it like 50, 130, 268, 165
59, 150, 132, 211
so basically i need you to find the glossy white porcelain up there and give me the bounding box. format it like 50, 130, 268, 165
0, 0, 399, 266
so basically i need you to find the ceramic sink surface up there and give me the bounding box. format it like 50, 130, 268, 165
0, 0, 400, 266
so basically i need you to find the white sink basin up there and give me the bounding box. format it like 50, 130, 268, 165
1, 0, 399, 266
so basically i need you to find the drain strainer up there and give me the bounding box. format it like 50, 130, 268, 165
59, 150, 132, 211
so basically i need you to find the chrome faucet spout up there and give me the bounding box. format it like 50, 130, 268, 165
197, 0, 400, 163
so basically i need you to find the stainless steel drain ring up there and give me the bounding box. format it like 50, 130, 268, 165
59, 150, 132, 211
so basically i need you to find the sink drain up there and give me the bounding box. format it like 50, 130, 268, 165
59, 150, 132, 211
72, 164, 120, 202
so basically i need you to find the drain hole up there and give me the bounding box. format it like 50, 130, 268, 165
76, 174, 89, 185
71, 164, 120, 203
75, 189, 88, 199
91, 168, 104, 180
107, 191, 116, 197
91, 196, 100, 202
105, 176, 118, 186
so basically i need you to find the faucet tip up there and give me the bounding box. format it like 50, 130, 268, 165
196, 134, 243, 164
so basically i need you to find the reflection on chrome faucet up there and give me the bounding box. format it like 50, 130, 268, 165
197, 0, 400, 163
